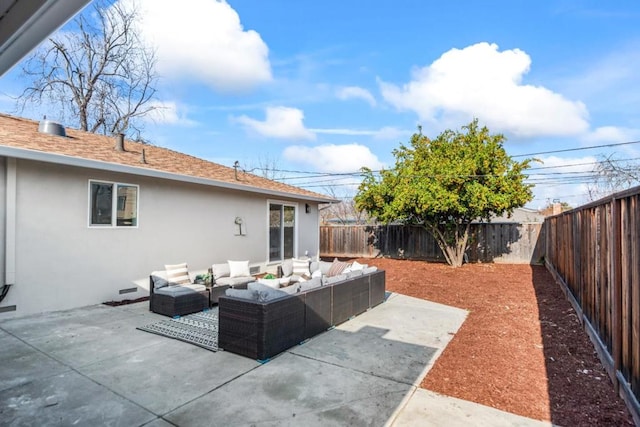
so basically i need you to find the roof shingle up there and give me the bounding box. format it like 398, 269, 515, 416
0, 113, 333, 201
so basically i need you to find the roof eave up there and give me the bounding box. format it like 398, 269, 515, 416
0, 145, 338, 203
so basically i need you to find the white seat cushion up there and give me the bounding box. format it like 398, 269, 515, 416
216, 276, 254, 287
154, 283, 206, 296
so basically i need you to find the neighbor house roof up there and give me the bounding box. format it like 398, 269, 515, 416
0, 113, 335, 203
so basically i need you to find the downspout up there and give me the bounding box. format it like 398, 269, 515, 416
1, 157, 16, 303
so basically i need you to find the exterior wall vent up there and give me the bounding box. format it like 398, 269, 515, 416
0, 305, 17, 313
38, 120, 66, 137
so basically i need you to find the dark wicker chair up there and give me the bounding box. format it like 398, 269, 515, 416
149, 277, 210, 318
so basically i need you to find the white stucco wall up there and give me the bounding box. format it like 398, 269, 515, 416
0, 157, 6, 288
0, 158, 321, 318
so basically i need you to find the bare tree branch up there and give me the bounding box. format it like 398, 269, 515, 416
587, 154, 640, 200
16, 0, 158, 139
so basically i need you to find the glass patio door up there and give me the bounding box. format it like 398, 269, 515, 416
269, 203, 295, 262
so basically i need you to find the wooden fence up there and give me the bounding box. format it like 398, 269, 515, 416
320, 222, 545, 264
544, 187, 640, 421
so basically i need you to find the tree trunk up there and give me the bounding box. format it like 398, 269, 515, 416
428, 223, 471, 267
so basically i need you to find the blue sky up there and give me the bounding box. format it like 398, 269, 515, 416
2, 0, 640, 209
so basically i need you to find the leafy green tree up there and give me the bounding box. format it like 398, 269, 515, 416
355, 119, 534, 267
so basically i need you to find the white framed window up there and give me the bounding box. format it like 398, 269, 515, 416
89, 180, 139, 227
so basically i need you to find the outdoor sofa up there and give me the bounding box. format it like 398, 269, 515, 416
218, 266, 385, 360
149, 261, 256, 317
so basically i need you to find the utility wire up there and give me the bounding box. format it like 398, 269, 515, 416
511, 140, 640, 158
265, 140, 640, 181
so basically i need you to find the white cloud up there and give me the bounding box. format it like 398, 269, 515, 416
373, 126, 409, 141
336, 86, 376, 106
283, 143, 384, 173
583, 126, 640, 144
234, 106, 316, 141
379, 42, 589, 138
131, 0, 271, 92
309, 126, 408, 140
144, 100, 197, 126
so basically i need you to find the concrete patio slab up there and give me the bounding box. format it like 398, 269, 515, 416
0, 304, 140, 341
292, 293, 467, 385
0, 329, 69, 392
0, 369, 155, 426
79, 336, 259, 415
0, 293, 554, 426
8, 315, 168, 367
390, 388, 555, 426
165, 351, 413, 427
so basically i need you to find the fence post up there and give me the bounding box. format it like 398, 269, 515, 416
611, 197, 622, 389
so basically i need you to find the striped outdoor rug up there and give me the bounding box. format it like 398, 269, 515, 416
137, 309, 218, 352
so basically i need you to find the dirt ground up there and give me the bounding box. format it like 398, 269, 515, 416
358, 258, 634, 426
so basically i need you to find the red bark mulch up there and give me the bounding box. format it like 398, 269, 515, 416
359, 258, 634, 426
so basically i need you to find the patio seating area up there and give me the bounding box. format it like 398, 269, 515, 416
0, 291, 553, 426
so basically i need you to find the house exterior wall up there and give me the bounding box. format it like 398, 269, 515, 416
0, 157, 6, 287
0, 158, 320, 318
297, 203, 320, 258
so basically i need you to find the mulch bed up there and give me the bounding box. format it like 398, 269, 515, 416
358, 258, 634, 426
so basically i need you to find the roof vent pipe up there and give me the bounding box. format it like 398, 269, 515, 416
115, 133, 125, 151
38, 119, 66, 137
233, 160, 240, 180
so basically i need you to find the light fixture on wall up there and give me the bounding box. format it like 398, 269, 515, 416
234, 216, 244, 235
305, 203, 310, 214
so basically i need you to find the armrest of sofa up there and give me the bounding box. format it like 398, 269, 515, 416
218, 294, 305, 360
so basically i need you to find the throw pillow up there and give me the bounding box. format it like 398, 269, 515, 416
292, 258, 310, 277
164, 263, 191, 285
324, 273, 348, 285
309, 261, 320, 274
281, 259, 293, 277
299, 277, 322, 292
258, 278, 281, 289
279, 276, 291, 286
327, 260, 349, 277
351, 260, 367, 271
228, 260, 250, 278
318, 260, 333, 275
151, 275, 169, 290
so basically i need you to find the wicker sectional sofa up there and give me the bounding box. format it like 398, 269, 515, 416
218, 269, 386, 360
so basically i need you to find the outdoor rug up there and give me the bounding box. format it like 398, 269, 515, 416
137, 309, 218, 352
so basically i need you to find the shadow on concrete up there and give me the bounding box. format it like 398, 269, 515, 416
166, 320, 440, 426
